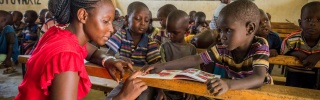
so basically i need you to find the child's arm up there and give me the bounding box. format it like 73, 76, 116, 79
302, 53, 320, 69
207, 66, 266, 96
270, 49, 278, 57
288, 51, 308, 62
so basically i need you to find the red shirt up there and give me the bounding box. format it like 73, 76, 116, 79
15, 26, 91, 100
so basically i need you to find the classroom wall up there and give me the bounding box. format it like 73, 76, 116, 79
1, 0, 319, 26
115, 0, 311, 27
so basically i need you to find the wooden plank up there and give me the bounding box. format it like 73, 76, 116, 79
271, 22, 297, 29
85, 63, 320, 100
269, 55, 320, 68
273, 29, 298, 34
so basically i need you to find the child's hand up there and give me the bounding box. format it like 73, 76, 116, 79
114, 71, 148, 100
206, 78, 229, 96
119, 56, 134, 65
270, 49, 278, 57
104, 59, 135, 82
156, 89, 167, 100
302, 53, 320, 69
141, 63, 165, 74
183, 93, 197, 100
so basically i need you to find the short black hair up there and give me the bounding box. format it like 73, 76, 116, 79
167, 10, 189, 30
189, 11, 196, 15
259, 9, 265, 16
0, 10, 13, 25
127, 1, 149, 17
301, 1, 320, 18
195, 11, 206, 19
158, 4, 177, 17
219, 0, 260, 26
25, 10, 38, 23
12, 11, 23, 18
48, 0, 108, 24
39, 9, 49, 15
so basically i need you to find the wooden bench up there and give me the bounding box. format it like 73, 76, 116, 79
271, 22, 300, 39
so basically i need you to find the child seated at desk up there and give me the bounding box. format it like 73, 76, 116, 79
0, 10, 19, 74
281, 1, 320, 89
157, 10, 198, 100
143, 0, 272, 96
105, 1, 161, 67
20, 10, 40, 55
255, 9, 282, 74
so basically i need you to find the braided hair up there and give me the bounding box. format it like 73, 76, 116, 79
48, 0, 102, 24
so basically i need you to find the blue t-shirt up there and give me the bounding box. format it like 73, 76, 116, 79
267, 31, 282, 53
0, 25, 19, 62
21, 24, 39, 41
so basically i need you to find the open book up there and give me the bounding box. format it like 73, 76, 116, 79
138, 68, 221, 83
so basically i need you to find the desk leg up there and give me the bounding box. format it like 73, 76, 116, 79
22, 63, 26, 79
316, 69, 320, 89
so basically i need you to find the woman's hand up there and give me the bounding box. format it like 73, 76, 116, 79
113, 71, 148, 100
104, 59, 135, 82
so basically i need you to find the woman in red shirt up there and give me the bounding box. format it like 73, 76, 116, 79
15, 0, 147, 100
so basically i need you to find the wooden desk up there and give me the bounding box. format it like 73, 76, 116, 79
18, 55, 320, 99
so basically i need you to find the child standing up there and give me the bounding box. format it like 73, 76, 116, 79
20, 10, 40, 55
157, 10, 198, 100
155, 4, 178, 45
256, 9, 282, 74
0, 10, 19, 74
281, 1, 320, 89
143, 0, 272, 96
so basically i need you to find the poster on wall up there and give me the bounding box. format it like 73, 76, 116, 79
0, 0, 41, 5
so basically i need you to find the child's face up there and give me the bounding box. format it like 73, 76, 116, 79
217, 16, 249, 50
115, 10, 120, 20
195, 16, 206, 27
256, 12, 271, 37
157, 11, 167, 28
12, 13, 21, 23
23, 12, 33, 23
299, 7, 320, 39
128, 8, 150, 34
0, 16, 6, 30
189, 12, 196, 22
167, 20, 186, 43
83, 0, 115, 45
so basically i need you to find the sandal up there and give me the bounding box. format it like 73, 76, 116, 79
0, 62, 5, 69
3, 66, 16, 74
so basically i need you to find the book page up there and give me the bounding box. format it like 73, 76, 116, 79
137, 70, 182, 80
176, 68, 221, 82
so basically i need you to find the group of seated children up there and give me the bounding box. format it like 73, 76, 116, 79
0, 8, 56, 74
104, 0, 320, 99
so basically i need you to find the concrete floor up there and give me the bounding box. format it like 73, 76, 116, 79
0, 64, 284, 100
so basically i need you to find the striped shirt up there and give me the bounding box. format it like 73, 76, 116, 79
281, 31, 320, 73
105, 29, 161, 66
200, 36, 272, 84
